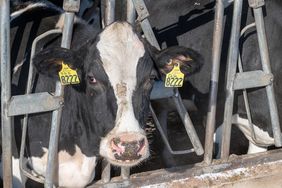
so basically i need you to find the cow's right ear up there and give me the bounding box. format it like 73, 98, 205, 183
33, 47, 83, 79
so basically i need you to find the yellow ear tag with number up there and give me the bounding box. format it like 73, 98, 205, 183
165, 63, 184, 87
58, 62, 80, 85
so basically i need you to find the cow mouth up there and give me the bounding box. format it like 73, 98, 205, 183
105, 138, 148, 167
112, 138, 145, 161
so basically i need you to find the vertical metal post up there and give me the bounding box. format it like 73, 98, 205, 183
121, 167, 130, 180
101, 0, 115, 28
221, 0, 243, 160
0, 0, 12, 187
253, 7, 282, 146
44, 0, 79, 186
204, 0, 225, 165
126, 0, 136, 24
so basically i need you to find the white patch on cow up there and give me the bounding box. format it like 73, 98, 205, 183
247, 141, 267, 154
30, 146, 96, 187
0, 157, 23, 188
97, 22, 145, 134
232, 114, 274, 147
97, 22, 149, 166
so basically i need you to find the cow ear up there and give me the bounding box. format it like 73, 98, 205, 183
154, 46, 204, 78
33, 47, 83, 79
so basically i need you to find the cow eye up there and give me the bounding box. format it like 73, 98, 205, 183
88, 75, 97, 84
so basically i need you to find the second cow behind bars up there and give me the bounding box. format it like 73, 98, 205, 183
3, 1, 203, 187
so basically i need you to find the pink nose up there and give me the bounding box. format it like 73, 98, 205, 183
110, 134, 147, 161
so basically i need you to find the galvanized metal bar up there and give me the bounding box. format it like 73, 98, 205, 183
150, 105, 195, 155
101, 0, 115, 28
121, 167, 130, 180
8, 93, 63, 116
220, 0, 243, 160
101, 159, 111, 183
233, 70, 273, 90
0, 0, 12, 187
20, 29, 62, 184
204, 0, 225, 165
253, 6, 282, 146
173, 90, 204, 156
44, 10, 76, 188
132, 0, 160, 50
126, 0, 136, 24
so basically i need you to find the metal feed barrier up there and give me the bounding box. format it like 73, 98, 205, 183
1, 0, 281, 187
203, 0, 281, 163
1, 0, 80, 187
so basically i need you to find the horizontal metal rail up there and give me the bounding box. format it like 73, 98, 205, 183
8, 93, 63, 116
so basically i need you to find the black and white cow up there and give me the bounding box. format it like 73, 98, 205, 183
3, 1, 203, 187
146, 0, 282, 159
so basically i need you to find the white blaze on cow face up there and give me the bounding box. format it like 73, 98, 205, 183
97, 22, 149, 166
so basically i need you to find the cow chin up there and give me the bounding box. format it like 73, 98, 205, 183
99, 132, 150, 167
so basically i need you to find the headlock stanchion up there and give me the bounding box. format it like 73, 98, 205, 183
220, 0, 281, 160
1, 0, 12, 187
204, 0, 226, 165
45, 1, 80, 187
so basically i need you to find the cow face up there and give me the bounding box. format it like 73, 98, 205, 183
33, 22, 202, 167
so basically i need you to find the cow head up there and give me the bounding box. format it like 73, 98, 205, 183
33, 22, 202, 167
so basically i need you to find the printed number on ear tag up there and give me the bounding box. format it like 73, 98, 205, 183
59, 62, 80, 85
165, 63, 184, 87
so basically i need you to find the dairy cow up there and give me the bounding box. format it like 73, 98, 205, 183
146, 0, 282, 158
1, 1, 203, 187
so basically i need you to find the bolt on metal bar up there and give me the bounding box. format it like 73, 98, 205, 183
204, 0, 225, 165
44, 11, 75, 188
253, 6, 282, 147
0, 0, 12, 187
101, 0, 115, 28
221, 0, 243, 160
127, 0, 136, 24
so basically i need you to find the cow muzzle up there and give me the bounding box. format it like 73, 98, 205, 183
100, 132, 149, 167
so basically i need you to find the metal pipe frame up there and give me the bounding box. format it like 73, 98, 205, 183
126, 0, 136, 24
220, 0, 243, 160
1, 0, 12, 187
20, 29, 62, 184
204, 0, 225, 165
44, 11, 75, 188
150, 105, 195, 155
101, 0, 115, 28
253, 6, 282, 147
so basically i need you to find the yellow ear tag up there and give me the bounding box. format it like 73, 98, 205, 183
165, 63, 184, 87
58, 62, 80, 85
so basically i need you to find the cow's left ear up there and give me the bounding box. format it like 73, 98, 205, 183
154, 46, 204, 78
33, 47, 83, 79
